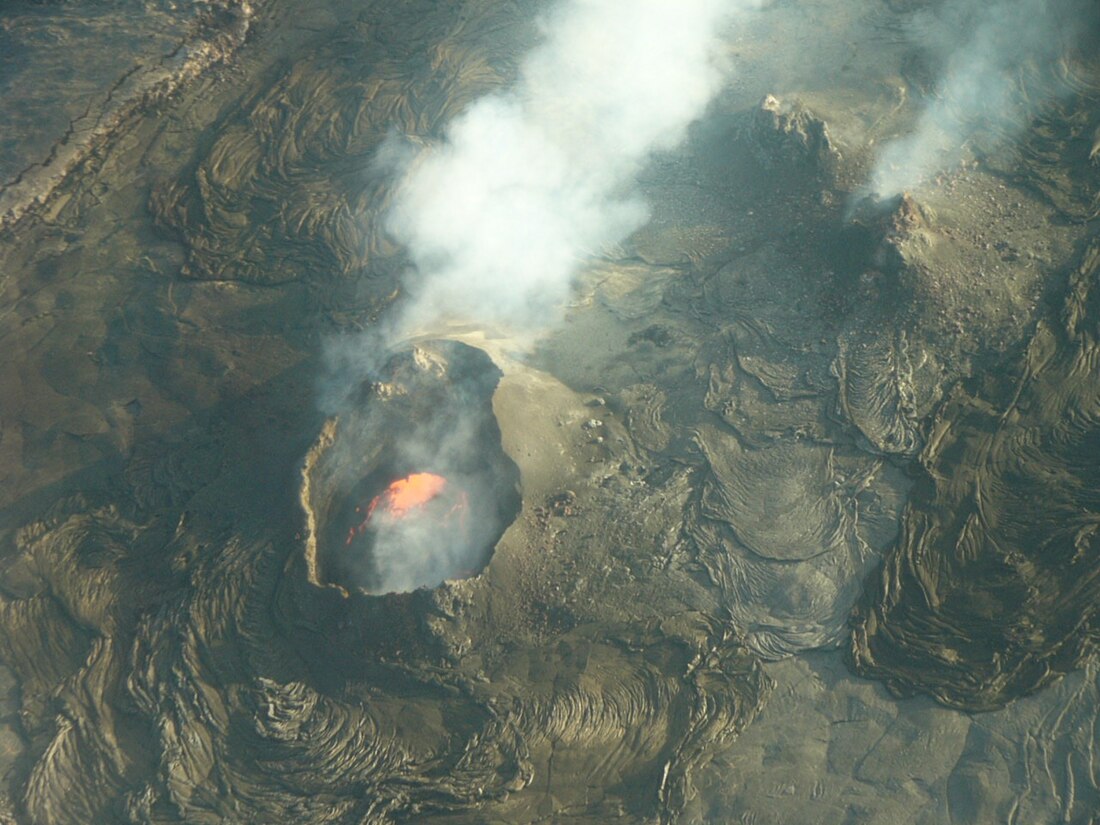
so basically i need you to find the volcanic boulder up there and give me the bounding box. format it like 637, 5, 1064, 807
748, 94, 841, 178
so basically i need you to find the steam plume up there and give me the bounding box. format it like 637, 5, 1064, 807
364, 418, 502, 594
869, 0, 1093, 198
382, 0, 753, 340
329, 0, 757, 592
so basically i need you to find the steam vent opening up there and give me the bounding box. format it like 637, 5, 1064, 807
302, 341, 521, 595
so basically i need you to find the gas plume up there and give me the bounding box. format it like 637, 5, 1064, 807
358, 418, 502, 594
870, 0, 1093, 198
327, 0, 762, 592
381, 0, 756, 340
318, 341, 519, 596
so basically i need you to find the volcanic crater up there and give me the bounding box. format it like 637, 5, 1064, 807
301, 340, 521, 596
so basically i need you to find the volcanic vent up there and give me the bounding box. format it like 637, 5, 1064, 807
301, 341, 520, 595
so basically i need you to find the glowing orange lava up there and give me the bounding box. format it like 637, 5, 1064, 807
346, 472, 467, 546
374, 473, 447, 518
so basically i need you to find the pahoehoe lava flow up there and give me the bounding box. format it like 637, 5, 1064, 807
850, 239, 1100, 711
1, 0, 1100, 822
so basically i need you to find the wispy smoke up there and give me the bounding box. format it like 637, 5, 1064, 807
323, 343, 519, 595
365, 416, 504, 594
327, 0, 759, 592
367, 480, 492, 593
381, 0, 756, 340
870, 0, 1092, 197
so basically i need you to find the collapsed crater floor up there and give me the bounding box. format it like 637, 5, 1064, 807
301, 341, 521, 595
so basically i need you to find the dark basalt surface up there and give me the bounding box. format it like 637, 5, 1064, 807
850, 240, 1100, 711
0, 0, 255, 232
1, 0, 1100, 821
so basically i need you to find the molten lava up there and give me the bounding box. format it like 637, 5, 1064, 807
346, 472, 467, 546
372, 473, 447, 519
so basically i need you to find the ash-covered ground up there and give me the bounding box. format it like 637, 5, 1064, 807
0, 0, 1099, 823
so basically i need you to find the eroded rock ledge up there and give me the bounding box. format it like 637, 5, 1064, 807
0, 0, 255, 233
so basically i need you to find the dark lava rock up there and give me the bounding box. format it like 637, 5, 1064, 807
850, 239, 1100, 711
843, 191, 933, 277
748, 94, 841, 178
